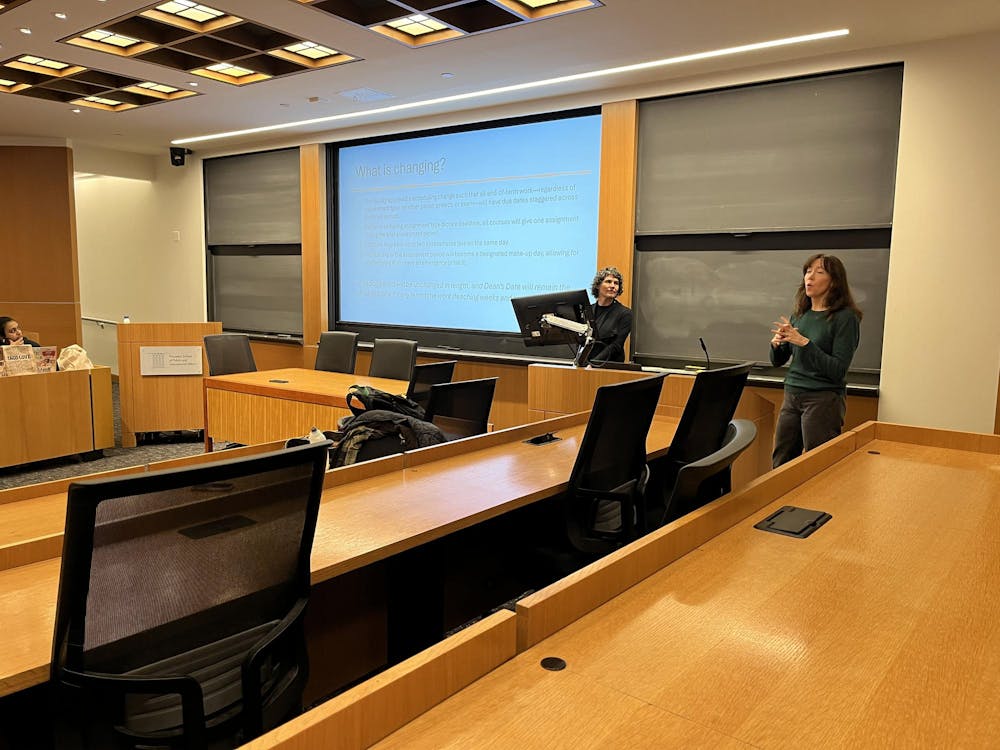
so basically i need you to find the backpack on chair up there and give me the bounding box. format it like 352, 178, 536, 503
345, 385, 425, 420
329, 410, 445, 468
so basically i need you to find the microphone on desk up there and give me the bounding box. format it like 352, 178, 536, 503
699, 337, 711, 370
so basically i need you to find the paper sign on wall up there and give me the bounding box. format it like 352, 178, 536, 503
140, 346, 204, 376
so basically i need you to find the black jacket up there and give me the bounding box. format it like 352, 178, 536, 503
588, 300, 633, 363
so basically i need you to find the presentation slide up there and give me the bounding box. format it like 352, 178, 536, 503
337, 113, 602, 332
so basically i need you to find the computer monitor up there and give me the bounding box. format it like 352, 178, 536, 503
510, 289, 592, 348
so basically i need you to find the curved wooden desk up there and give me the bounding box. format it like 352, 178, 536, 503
370, 423, 1000, 749
0, 412, 678, 699
238, 423, 1000, 750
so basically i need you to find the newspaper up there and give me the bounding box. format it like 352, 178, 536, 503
0, 344, 38, 376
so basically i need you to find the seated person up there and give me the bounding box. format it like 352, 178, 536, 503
0, 317, 40, 347
587, 267, 632, 364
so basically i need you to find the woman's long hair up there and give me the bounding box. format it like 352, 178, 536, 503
793, 254, 863, 320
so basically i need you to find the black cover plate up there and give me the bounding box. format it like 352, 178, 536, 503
754, 505, 831, 538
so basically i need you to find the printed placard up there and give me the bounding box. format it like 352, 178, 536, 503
140, 346, 204, 376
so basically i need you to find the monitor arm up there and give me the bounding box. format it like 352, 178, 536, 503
541, 313, 594, 368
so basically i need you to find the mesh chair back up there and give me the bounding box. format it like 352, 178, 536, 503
315, 331, 358, 373
368, 338, 417, 381
406, 360, 457, 411
424, 377, 497, 440
52, 442, 329, 747
662, 419, 757, 524
665, 362, 752, 466
565, 374, 665, 552
204, 333, 257, 376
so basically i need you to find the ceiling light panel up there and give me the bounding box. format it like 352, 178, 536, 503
0, 0, 33, 16
0, 54, 198, 110
294, 0, 602, 47
61, 2, 360, 86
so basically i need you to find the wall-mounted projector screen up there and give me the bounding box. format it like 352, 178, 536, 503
335, 111, 602, 335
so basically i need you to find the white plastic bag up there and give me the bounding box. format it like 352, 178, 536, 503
57, 344, 94, 371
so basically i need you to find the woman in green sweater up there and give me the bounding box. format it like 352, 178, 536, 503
769, 254, 863, 468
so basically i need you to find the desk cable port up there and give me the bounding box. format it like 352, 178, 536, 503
524, 432, 560, 446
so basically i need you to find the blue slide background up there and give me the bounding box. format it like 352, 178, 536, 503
337, 114, 601, 332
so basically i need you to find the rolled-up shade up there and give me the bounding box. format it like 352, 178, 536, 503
205, 149, 301, 245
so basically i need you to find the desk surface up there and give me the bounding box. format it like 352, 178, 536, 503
374, 434, 1000, 748
204, 368, 409, 405
0, 413, 678, 697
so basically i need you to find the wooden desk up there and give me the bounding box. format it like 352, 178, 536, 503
0, 412, 678, 699
0, 366, 113, 469
367, 423, 1000, 749
203, 368, 408, 449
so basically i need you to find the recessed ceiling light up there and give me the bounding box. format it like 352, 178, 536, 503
187, 81, 198, 86
18, 27, 31, 35
71, 108, 81, 113
54, 12, 68, 20
441, 72, 455, 79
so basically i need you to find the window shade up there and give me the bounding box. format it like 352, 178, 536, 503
636, 66, 903, 234
205, 149, 301, 245
209, 252, 302, 336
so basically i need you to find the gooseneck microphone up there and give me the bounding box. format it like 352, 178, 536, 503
699, 337, 711, 369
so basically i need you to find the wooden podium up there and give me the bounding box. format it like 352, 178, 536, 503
118, 322, 221, 447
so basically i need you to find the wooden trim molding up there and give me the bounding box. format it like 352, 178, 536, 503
300, 143, 328, 349
597, 100, 638, 309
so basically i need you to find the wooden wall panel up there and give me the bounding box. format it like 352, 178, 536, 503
0, 147, 81, 349
597, 100, 639, 308
249, 340, 306, 370
300, 144, 328, 348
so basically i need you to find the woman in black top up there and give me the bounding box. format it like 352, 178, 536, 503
588, 267, 632, 364
0, 317, 40, 347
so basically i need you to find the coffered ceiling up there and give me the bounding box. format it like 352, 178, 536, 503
0, 0, 998, 155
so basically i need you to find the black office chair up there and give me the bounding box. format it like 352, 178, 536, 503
661, 419, 757, 524
314, 331, 358, 374
368, 338, 417, 381
50, 442, 329, 750
649, 362, 753, 526
424, 377, 498, 441
563, 374, 666, 556
406, 360, 457, 412
203, 333, 257, 376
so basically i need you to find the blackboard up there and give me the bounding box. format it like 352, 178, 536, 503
633, 248, 889, 372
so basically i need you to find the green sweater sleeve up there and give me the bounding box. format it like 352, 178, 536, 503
784, 309, 860, 392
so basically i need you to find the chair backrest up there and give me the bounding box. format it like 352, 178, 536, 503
203, 333, 257, 376
51, 442, 329, 749
664, 362, 752, 467
406, 360, 457, 411
662, 419, 757, 524
424, 377, 498, 440
315, 331, 358, 373
565, 374, 665, 554
368, 338, 417, 381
